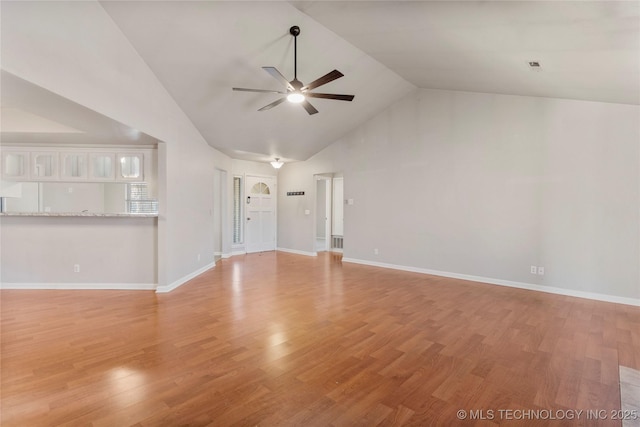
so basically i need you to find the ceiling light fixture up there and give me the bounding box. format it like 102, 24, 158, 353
270, 158, 283, 169
286, 92, 305, 103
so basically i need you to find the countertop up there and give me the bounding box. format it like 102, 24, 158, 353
0, 212, 158, 218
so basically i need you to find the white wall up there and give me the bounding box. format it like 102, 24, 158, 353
1, 1, 233, 289
278, 88, 640, 302
232, 159, 278, 178
0, 216, 156, 286
42, 183, 104, 212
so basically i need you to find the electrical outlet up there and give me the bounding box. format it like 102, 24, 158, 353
374, 248, 379, 255
530, 265, 537, 274
537, 266, 545, 275
197, 253, 201, 261
73, 264, 80, 273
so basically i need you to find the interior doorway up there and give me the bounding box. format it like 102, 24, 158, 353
315, 176, 332, 252
314, 174, 344, 253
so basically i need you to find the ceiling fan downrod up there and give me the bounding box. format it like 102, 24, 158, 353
290, 25, 301, 88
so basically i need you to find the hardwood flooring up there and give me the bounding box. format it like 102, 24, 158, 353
1, 252, 639, 426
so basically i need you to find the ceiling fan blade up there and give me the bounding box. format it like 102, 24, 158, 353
263, 67, 294, 91
258, 97, 287, 112
233, 87, 286, 94
306, 93, 354, 102
301, 100, 319, 115
301, 70, 344, 91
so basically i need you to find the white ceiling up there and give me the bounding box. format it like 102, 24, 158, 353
3, 1, 638, 162
292, 1, 639, 106
100, 1, 415, 162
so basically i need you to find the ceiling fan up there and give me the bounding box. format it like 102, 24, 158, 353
233, 25, 355, 115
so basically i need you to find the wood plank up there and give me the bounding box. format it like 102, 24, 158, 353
1, 252, 635, 426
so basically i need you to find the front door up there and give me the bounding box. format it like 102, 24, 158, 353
245, 175, 276, 253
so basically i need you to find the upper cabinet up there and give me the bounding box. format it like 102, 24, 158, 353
117, 153, 143, 181
1, 150, 30, 180
32, 152, 59, 180
89, 153, 116, 181
60, 153, 88, 181
1, 147, 152, 183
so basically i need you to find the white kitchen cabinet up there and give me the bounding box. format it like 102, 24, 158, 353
31, 152, 59, 181
60, 153, 88, 180
116, 153, 144, 181
89, 153, 116, 181
1, 150, 30, 181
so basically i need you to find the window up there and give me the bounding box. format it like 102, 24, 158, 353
250, 182, 270, 194
126, 183, 158, 214
233, 176, 243, 244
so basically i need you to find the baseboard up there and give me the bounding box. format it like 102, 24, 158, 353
155, 261, 215, 293
231, 250, 246, 256
342, 257, 640, 307
0, 282, 157, 291
277, 247, 318, 257
214, 251, 232, 260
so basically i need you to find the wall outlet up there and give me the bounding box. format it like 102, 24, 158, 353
197, 253, 201, 261
68, 187, 73, 193
530, 265, 537, 274
374, 248, 379, 255
537, 266, 545, 275
73, 264, 80, 273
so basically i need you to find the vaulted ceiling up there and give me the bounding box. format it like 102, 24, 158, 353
3, 1, 639, 163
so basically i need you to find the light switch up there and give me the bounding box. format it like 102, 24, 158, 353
347, 199, 354, 205
304, 209, 310, 215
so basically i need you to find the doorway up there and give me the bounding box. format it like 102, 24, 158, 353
245, 175, 276, 253
314, 174, 344, 253
315, 176, 331, 252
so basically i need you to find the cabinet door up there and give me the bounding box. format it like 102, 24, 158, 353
116, 153, 144, 181
89, 153, 116, 181
31, 152, 59, 181
1, 151, 30, 181
60, 153, 88, 181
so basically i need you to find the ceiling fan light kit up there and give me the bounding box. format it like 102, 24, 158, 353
233, 25, 354, 115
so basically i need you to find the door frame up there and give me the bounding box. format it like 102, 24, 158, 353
314, 175, 332, 252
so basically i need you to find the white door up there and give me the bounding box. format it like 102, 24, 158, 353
245, 175, 276, 253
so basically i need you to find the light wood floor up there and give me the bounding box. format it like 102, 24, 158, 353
2, 252, 639, 426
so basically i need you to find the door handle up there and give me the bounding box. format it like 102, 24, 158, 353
247, 217, 251, 221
